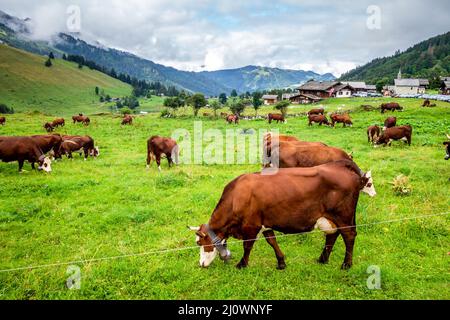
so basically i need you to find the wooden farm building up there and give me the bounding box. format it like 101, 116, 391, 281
282, 93, 322, 104
262, 95, 279, 105
441, 77, 450, 95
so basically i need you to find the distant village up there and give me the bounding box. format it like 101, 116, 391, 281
261, 71, 450, 105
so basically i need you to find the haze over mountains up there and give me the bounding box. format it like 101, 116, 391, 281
0, 10, 335, 95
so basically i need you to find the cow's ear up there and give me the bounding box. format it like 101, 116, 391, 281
365, 171, 372, 179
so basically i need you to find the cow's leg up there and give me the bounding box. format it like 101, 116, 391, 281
340, 227, 357, 270
318, 232, 340, 264
236, 229, 259, 269
146, 152, 152, 168
18, 160, 25, 172
31, 162, 36, 170
167, 154, 173, 168
263, 230, 286, 270
155, 154, 162, 171
83, 148, 89, 160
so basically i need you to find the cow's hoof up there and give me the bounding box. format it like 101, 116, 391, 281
317, 256, 329, 264
341, 263, 352, 270
236, 261, 248, 269
277, 263, 286, 270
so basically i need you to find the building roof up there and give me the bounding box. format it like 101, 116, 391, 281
282, 93, 296, 100
298, 80, 340, 91
343, 81, 366, 90
262, 95, 278, 100
443, 81, 450, 88
334, 83, 354, 92
366, 85, 377, 90
394, 79, 420, 87
418, 79, 429, 86
440, 76, 450, 82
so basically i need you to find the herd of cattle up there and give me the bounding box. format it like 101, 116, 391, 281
0, 102, 448, 271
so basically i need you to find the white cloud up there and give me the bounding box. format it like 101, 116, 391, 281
0, 0, 449, 76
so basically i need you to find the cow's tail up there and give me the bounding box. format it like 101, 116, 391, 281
172, 144, 180, 165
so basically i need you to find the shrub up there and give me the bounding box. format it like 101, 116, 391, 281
274, 100, 290, 117
160, 108, 172, 118
0, 103, 14, 114
120, 108, 132, 115
391, 175, 412, 196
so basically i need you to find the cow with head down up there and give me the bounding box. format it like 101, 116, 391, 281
376, 125, 412, 147
189, 160, 375, 270
0, 117, 5, 126
0, 136, 52, 172
146, 136, 179, 171
330, 113, 353, 127
367, 125, 381, 144
30, 134, 63, 159
58, 135, 99, 160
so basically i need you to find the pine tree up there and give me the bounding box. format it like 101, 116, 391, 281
45, 58, 52, 67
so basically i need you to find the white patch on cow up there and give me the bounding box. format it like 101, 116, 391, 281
362, 171, 377, 197
146, 165, 150, 169
38, 157, 52, 173
383, 127, 387, 131
94, 147, 100, 157
158, 166, 162, 172
315, 217, 337, 235
199, 246, 217, 268
401, 137, 408, 142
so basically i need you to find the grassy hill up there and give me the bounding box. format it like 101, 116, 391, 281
340, 32, 450, 85
0, 44, 132, 115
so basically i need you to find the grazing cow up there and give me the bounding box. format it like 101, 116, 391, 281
59, 135, 99, 160
0, 117, 5, 126
308, 108, 325, 116
330, 113, 353, 127
72, 115, 90, 125
383, 117, 397, 130
308, 114, 330, 126
121, 115, 133, 125
52, 118, 65, 128
30, 134, 63, 159
203, 113, 210, 117
44, 122, 55, 132
226, 115, 239, 124
367, 125, 381, 143
0, 136, 52, 172
189, 160, 376, 270
376, 125, 413, 146
381, 103, 403, 113
270, 141, 351, 169
146, 136, 179, 171
268, 113, 286, 124
422, 99, 431, 107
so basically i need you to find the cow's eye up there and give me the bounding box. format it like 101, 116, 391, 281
367, 183, 372, 187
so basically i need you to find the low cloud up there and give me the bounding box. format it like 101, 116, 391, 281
1, 0, 449, 76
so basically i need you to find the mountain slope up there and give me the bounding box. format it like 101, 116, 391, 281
340, 32, 450, 83
199, 65, 335, 92
0, 44, 132, 115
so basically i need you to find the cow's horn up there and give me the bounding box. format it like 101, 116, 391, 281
188, 226, 200, 231
447, 134, 450, 140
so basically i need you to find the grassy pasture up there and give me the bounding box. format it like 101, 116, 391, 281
0, 97, 449, 300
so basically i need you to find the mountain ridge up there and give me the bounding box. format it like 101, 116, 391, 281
0, 9, 335, 95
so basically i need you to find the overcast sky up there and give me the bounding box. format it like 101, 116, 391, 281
1, 0, 449, 76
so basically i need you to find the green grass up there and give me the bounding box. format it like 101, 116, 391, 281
0, 44, 132, 115
0, 97, 449, 300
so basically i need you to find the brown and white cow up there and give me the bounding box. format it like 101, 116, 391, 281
52, 118, 65, 128
367, 125, 381, 144
226, 115, 239, 124
44, 122, 55, 132
121, 115, 133, 125
72, 115, 90, 125
381, 102, 403, 113
376, 125, 413, 146
330, 113, 353, 127
189, 160, 376, 270
59, 135, 99, 160
268, 113, 286, 124
308, 114, 330, 126
308, 108, 325, 116
443, 135, 450, 160
0, 136, 52, 172
30, 134, 63, 159
383, 117, 397, 130
270, 141, 351, 169
146, 136, 179, 171
0, 117, 5, 126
